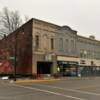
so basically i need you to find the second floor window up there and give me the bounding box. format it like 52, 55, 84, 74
35, 35, 39, 49
65, 39, 69, 52
51, 38, 54, 50
59, 38, 63, 51
71, 40, 74, 53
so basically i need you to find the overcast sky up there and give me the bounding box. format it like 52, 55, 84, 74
0, 0, 100, 40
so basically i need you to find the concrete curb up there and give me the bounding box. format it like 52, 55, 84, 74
14, 79, 60, 84
61, 77, 100, 80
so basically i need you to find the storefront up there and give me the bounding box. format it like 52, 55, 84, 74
57, 61, 78, 76
79, 59, 100, 76
32, 52, 57, 75
79, 66, 100, 76
57, 56, 79, 77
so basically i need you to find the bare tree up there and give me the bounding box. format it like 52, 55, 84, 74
0, 7, 22, 37
24, 15, 29, 22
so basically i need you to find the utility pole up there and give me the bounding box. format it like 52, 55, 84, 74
14, 32, 18, 81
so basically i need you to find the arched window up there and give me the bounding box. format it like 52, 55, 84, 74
65, 39, 69, 52
59, 38, 63, 51
51, 38, 54, 50
71, 40, 74, 53
43, 34, 48, 49
35, 35, 39, 49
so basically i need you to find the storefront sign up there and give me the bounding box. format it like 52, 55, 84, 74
58, 61, 78, 65
45, 54, 52, 61
80, 60, 85, 64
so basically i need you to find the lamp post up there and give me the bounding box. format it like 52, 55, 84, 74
14, 32, 18, 81
13, 28, 24, 81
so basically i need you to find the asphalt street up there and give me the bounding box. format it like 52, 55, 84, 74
0, 78, 100, 100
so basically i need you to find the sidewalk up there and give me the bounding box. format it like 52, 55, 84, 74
15, 78, 60, 84
61, 76, 100, 80
14, 76, 99, 84
1, 76, 100, 84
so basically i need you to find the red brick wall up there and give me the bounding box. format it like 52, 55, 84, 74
0, 19, 33, 75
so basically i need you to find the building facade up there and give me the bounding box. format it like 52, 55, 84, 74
0, 18, 100, 77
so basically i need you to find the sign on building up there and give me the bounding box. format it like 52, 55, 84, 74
45, 54, 52, 61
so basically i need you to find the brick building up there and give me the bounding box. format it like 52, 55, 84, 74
0, 18, 100, 77
0, 19, 32, 75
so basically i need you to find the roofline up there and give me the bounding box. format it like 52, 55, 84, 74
78, 35, 100, 43
1, 17, 100, 43
32, 18, 61, 28
1, 18, 33, 40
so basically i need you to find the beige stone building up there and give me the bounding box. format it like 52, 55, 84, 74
32, 18, 100, 76
0, 18, 100, 77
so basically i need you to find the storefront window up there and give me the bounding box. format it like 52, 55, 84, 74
57, 61, 78, 76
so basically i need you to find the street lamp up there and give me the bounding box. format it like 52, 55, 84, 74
14, 31, 18, 81
14, 28, 24, 81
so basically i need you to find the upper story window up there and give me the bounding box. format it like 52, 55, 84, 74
43, 35, 48, 49
51, 38, 54, 50
80, 49, 84, 58
71, 40, 74, 53
35, 35, 39, 49
65, 39, 69, 52
59, 38, 63, 51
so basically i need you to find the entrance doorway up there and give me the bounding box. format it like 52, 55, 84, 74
37, 62, 52, 74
